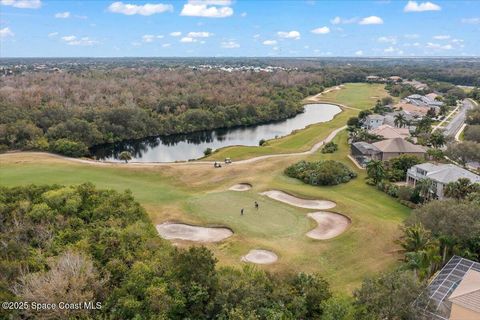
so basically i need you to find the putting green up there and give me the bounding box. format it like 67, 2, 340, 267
185, 191, 311, 239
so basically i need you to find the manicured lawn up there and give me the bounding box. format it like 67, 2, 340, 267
0, 82, 409, 292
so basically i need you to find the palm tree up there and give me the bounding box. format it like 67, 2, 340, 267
429, 132, 446, 148
444, 178, 480, 199
397, 224, 433, 253
119, 151, 132, 163
366, 160, 385, 184
416, 178, 434, 202
394, 113, 407, 128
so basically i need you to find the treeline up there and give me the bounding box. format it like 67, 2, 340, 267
0, 184, 426, 319
0, 69, 326, 156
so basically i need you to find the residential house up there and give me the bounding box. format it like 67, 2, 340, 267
406, 163, 480, 199
366, 75, 384, 83
351, 137, 425, 165
395, 102, 431, 117
388, 76, 402, 83
369, 124, 410, 140
364, 114, 386, 130
404, 94, 444, 113
403, 79, 429, 91
371, 137, 426, 161
418, 256, 480, 320
351, 142, 381, 166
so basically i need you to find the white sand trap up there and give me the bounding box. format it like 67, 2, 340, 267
241, 249, 278, 264
306, 212, 350, 240
156, 223, 233, 242
261, 190, 336, 210
229, 183, 252, 191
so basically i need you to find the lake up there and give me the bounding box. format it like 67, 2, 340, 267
91, 103, 341, 162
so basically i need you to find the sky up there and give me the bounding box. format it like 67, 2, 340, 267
0, 0, 479, 57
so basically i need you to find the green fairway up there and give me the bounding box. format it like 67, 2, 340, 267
207, 83, 390, 160
0, 82, 410, 292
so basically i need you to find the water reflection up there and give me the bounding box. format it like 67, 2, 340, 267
91, 104, 341, 162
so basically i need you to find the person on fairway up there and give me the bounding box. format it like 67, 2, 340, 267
241, 208, 244, 216
254, 201, 259, 210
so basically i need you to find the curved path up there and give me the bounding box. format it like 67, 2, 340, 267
2, 125, 347, 166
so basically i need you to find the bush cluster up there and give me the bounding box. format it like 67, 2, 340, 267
285, 160, 357, 186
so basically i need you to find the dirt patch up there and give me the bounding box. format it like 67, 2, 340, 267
241, 249, 278, 264
260, 190, 336, 210
229, 183, 252, 191
156, 222, 233, 242
306, 212, 350, 240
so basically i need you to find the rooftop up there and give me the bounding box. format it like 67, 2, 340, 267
412, 163, 480, 184
372, 137, 425, 153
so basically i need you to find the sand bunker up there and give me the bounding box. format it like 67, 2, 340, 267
306, 212, 350, 240
156, 223, 233, 242
241, 249, 278, 264
229, 183, 252, 191
261, 190, 336, 210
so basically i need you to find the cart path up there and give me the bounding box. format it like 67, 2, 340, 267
1, 125, 348, 167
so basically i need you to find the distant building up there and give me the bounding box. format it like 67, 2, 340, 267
369, 124, 410, 140
388, 76, 402, 83
364, 114, 386, 130
418, 256, 480, 320
406, 163, 480, 199
395, 102, 432, 117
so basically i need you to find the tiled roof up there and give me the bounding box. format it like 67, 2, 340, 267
372, 137, 425, 153
449, 270, 480, 313
412, 163, 480, 184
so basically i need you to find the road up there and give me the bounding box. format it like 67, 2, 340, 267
443, 99, 476, 138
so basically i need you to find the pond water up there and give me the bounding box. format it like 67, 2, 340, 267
91, 103, 341, 162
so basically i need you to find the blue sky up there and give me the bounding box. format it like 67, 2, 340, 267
1, 0, 479, 57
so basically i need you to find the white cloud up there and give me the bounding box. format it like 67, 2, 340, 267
61, 35, 76, 42
384, 46, 404, 55
426, 42, 452, 50
162, 43, 171, 47
240, 12, 247, 17
355, 50, 363, 56
180, 3, 233, 18
404, 1, 441, 12
330, 16, 357, 24
187, 31, 213, 38
142, 34, 156, 43
108, 2, 173, 16
433, 35, 450, 40
221, 40, 239, 48
404, 33, 420, 39
61, 35, 98, 46
188, 0, 232, 4
0, 0, 41, 9
157, 35, 164, 39
451, 38, 463, 43
48, 32, 58, 37
359, 16, 383, 25
170, 31, 182, 37
180, 37, 196, 43
377, 36, 397, 44
461, 17, 480, 25
253, 34, 260, 39
0, 27, 14, 38
263, 40, 277, 46
277, 30, 300, 39
311, 26, 330, 34
54, 11, 70, 18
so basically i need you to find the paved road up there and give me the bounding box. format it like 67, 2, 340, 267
443, 99, 475, 138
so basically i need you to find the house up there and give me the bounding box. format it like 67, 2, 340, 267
418, 256, 480, 320
351, 142, 381, 166
364, 114, 386, 130
395, 102, 431, 117
406, 163, 480, 199
403, 79, 429, 91
388, 76, 402, 83
369, 124, 410, 140
366, 75, 384, 83
404, 94, 444, 112
371, 137, 426, 161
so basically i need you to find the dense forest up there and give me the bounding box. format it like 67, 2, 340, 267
0, 69, 327, 156
0, 184, 426, 320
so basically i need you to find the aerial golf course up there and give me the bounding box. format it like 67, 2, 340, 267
0, 83, 410, 292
